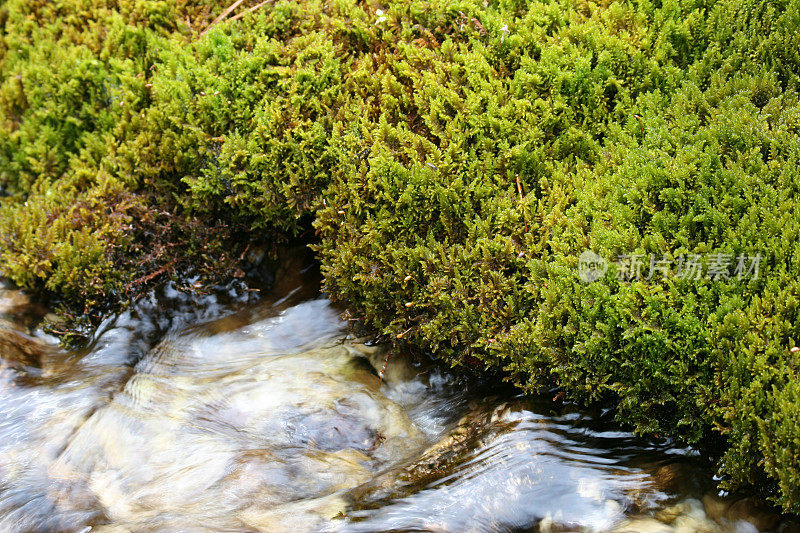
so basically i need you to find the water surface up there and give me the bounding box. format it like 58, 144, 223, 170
0, 257, 794, 532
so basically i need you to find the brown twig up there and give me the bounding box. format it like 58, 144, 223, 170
516, 173, 529, 233
378, 352, 391, 385
396, 326, 413, 339
126, 259, 178, 289
237, 243, 251, 262
229, 0, 275, 23
634, 114, 645, 139
201, 0, 247, 36
472, 18, 487, 36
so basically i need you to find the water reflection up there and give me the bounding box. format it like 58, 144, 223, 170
0, 260, 795, 532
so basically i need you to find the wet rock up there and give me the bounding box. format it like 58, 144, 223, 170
615, 499, 718, 533
342, 401, 673, 532
672, 514, 718, 533
359, 343, 425, 386
651, 462, 702, 495
724, 497, 781, 532
735, 520, 761, 533
0, 285, 46, 329
702, 493, 731, 522
612, 517, 674, 532
41, 301, 425, 531
240, 493, 350, 532
656, 498, 709, 524
0, 321, 50, 368
776, 521, 800, 533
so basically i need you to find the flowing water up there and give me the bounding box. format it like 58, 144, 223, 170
0, 251, 797, 532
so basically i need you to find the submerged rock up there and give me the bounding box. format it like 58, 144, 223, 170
0, 284, 46, 330
0, 321, 51, 368
339, 400, 670, 532
40, 300, 426, 531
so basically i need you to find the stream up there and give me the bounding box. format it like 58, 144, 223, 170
0, 250, 797, 532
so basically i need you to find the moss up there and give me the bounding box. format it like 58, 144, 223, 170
2, 0, 800, 511
0, 0, 252, 308
0, 175, 133, 300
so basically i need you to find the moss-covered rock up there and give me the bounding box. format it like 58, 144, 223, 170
2, 0, 800, 511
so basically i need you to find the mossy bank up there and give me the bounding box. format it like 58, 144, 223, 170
2, 0, 800, 512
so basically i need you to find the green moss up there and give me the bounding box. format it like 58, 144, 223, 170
0, 175, 133, 300
2, 0, 800, 511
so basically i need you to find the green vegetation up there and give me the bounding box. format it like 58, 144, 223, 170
2, 0, 800, 511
